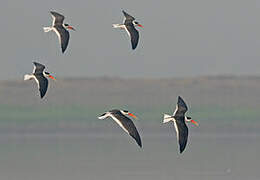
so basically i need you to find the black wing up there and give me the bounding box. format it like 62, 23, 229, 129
125, 25, 139, 50
35, 75, 48, 98
175, 96, 188, 116
50, 11, 65, 25
112, 111, 142, 148
175, 118, 189, 153
55, 26, 70, 53
122, 10, 135, 24
33, 62, 45, 74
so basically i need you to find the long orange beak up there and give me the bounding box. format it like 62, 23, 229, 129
48, 75, 56, 80
138, 24, 144, 28
191, 119, 199, 126
68, 26, 76, 31
128, 113, 137, 119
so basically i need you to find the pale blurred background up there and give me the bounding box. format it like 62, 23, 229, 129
1, 0, 260, 80
0, 0, 260, 180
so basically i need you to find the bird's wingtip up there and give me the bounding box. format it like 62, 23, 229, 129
136, 140, 142, 148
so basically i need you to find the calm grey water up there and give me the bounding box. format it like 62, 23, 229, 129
0, 122, 259, 180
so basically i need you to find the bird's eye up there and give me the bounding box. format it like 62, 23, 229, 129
64, 23, 69, 26
187, 117, 191, 119
135, 21, 139, 24
123, 110, 129, 113
45, 72, 50, 75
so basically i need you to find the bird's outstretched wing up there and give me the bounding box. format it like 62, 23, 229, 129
122, 10, 135, 24
54, 26, 70, 53
33, 62, 45, 74
125, 25, 139, 50
174, 118, 188, 153
111, 111, 142, 147
34, 75, 48, 98
175, 96, 188, 116
50, 11, 65, 26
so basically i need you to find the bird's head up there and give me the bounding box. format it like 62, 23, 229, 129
186, 116, 199, 126
121, 110, 137, 119
133, 21, 143, 28
64, 23, 76, 31
44, 72, 56, 80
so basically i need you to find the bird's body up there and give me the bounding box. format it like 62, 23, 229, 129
98, 109, 142, 148
163, 96, 198, 153
24, 62, 55, 98
113, 10, 143, 50
43, 11, 75, 53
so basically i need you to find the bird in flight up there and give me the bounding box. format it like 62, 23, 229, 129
163, 96, 198, 153
98, 109, 142, 148
43, 11, 75, 53
113, 10, 143, 50
24, 62, 56, 98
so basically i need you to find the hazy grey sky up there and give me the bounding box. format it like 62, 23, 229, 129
1, 0, 260, 80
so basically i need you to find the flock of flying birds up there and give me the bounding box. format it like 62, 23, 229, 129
23, 11, 198, 153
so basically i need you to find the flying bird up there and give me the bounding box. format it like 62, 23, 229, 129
43, 11, 75, 53
163, 96, 198, 153
24, 62, 56, 98
98, 109, 142, 147
113, 10, 143, 50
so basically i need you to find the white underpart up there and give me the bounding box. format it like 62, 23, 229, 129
124, 27, 131, 38
110, 114, 129, 134
173, 119, 179, 142
34, 77, 40, 89
51, 14, 56, 26
98, 112, 129, 134
43, 14, 56, 32
173, 105, 178, 116
113, 24, 130, 37
24, 74, 40, 89
163, 113, 179, 144
43, 14, 62, 45
43, 26, 61, 45
32, 65, 36, 74
53, 28, 62, 44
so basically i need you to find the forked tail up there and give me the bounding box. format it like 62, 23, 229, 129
163, 114, 174, 123
24, 74, 34, 81
112, 24, 124, 29
98, 112, 110, 120
43, 27, 53, 32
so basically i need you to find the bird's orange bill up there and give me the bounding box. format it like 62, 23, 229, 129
128, 113, 137, 119
68, 26, 76, 31
138, 24, 144, 28
48, 75, 56, 80
191, 119, 199, 126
